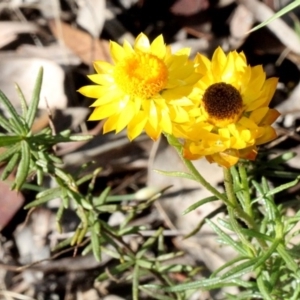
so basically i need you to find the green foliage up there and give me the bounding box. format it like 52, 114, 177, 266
0, 68, 92, 190
0, 68, 198, 300
146, 161, 300, 299
2, 68, 300, 299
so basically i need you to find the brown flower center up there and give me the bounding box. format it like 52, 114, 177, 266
202, 82, 243, 126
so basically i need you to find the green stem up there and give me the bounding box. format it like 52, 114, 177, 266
223, 167, 256, 229
168, 134, 228, 203
223, 167, 268, 249
238, 164, 253, 218
223, 167, 238, 207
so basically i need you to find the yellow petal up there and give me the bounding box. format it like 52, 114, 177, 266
260, 108, 280, 125
78, 85, 108, 98
238, 116, 258, 130
221, 51, 235, 82
208, 151, 239, 168
211, 47, 226, 76
123, 40, 134, 55
143, 100, 158, 130
116, 102, 135, 132
110, 41, 125, 63
144, 122, 161, 141
249, 107, 269, 124
150, 35, 166, 59
94, 61, 114, 73
134, 33, 150, 51
159, 110, 172, 133
194, 53, 211, 75
174, 48, 190, 56
256, 126, 277, 145
259, 77, 279, 107
90, 90, 122, 107
89, 102, 120, 120
127, 111, 148, 140
103, 114, 119, 133
88, 74, 114, 85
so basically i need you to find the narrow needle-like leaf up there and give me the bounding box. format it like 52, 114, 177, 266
26, 67, 43, 128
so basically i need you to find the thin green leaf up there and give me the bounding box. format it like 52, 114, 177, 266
265, 177, 300, 196
137, 227, 163, 259
1, 152, 20, 181
249, 0, 300, 32
277, 244, 299, 273
220, 259, 256, 281
240, 228, 273, 242
95, 204, 119, 213
15, 83, 28, 118
13, 140, 30, 190
55, 205, 64, 233
91, 221, 101, 262
36, 167, 43, 186
183, 195, 219, 215
0, 144, 20, 164
257, 275, 273, 300
96, 261, 135, 281
61, 187, 70, 209
82, 243, 93, 256
133, 264, 139, 300
154, 169, 195, 181
55, 168, 76, 186
156, 251, 185, 261
184, 205, 225, 239
268, 152, 297, 166
52, 237, 73, 251
118, 226, 141, 236
211, 256, 249, 278
144, 277, 254, 292
26, 68, 43, 128
94, 186, 111, 206
226, 291, 263, 300
25, 188, 62, 209
206, 219, 248, 256
36, 186, 61, 199
254, 239, 281, 269
9, 117, 28, 136
0, 90, 25, 134
100, 245, 121, 260
0, 114, 14, 132
0, 135, 22, 147
293, 14, 300, 37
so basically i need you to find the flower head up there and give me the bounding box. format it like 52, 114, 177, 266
182, 47, 280, 168
78, 33, 200, 141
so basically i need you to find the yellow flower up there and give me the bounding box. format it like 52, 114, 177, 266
182, 47, 280, 168
78, 33, 200, 141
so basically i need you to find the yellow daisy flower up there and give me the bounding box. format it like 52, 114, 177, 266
78, 33, 200, 141
182, 47, 280, 168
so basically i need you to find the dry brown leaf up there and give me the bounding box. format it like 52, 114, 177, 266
0, 179, 24, 229
170, 0, 209, 16
48, 20, 111, 65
